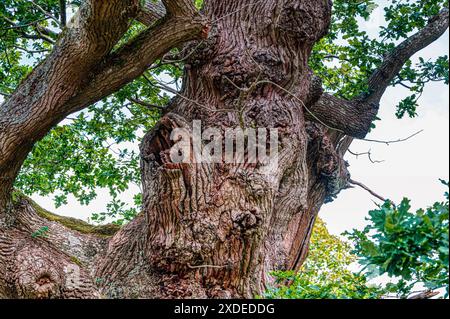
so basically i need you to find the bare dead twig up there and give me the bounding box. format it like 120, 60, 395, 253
128, 96, 165, 111
349, 179, 387, 202
11, 45, 49, 54
348, 149, 385, 164
29, 0, 60, 26
2, 17, 48, 30
361, 130, 424, 145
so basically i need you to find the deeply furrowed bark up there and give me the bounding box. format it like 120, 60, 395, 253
0, 1, 447, 299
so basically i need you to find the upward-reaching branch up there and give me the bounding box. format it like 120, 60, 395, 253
136, 0, 202, 26
0, 0, 206, 213
137, 0, 166, 26
65, 4, 207, 115
0, 0, 141, 210
163, 0, 201, 17
307, 8, 449, 139
364, 8, 449, 105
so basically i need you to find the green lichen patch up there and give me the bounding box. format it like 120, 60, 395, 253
70, 256, 84, 267
14, 191, 121, 237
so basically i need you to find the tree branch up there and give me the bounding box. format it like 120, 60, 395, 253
2, 16, 56, 44
136, 0, 202, 26
349, 179, 387, 202
0, 0, 207, 212
128, 97, 165, 111
11, 45, 50, 54
306, 93, 379, 139
348, 149, 385, 164
408, 290, 440, 299
137, 0, 166, 26
162, 0, 200, 17
307, 8, 448, 139
364, 8, 449, 104
361, 130, 424, 145
0, 0, 142, 211
64, 4, 207, 115
29, 0, 60, 26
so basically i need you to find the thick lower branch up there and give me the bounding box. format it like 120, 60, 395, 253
0, 1, 141, 209
0, 1, 206, 213
306, 93, 379, 139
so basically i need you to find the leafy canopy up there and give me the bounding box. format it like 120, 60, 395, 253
264, 218, 386, 299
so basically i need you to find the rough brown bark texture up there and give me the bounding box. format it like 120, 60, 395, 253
0, 0, 448, 299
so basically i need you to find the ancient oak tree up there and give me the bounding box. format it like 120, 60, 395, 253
0, 0, 448, 298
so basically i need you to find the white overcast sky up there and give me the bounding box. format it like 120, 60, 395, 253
4, 2, 449, 237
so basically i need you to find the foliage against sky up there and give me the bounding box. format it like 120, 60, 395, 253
265, 183, 449, 299
1, 0, 448, 223
345, 181, 449, 298
264, 218, 386, 299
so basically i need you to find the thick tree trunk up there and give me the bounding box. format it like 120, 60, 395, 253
135, 0, 341, 298
0, 0, 447, 299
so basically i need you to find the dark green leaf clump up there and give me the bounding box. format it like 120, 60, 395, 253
32, 226, 50, 239
265, 182, 449, 299
345, 181, 449, 298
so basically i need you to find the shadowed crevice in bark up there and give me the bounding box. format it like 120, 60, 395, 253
0, 195, 108, 298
